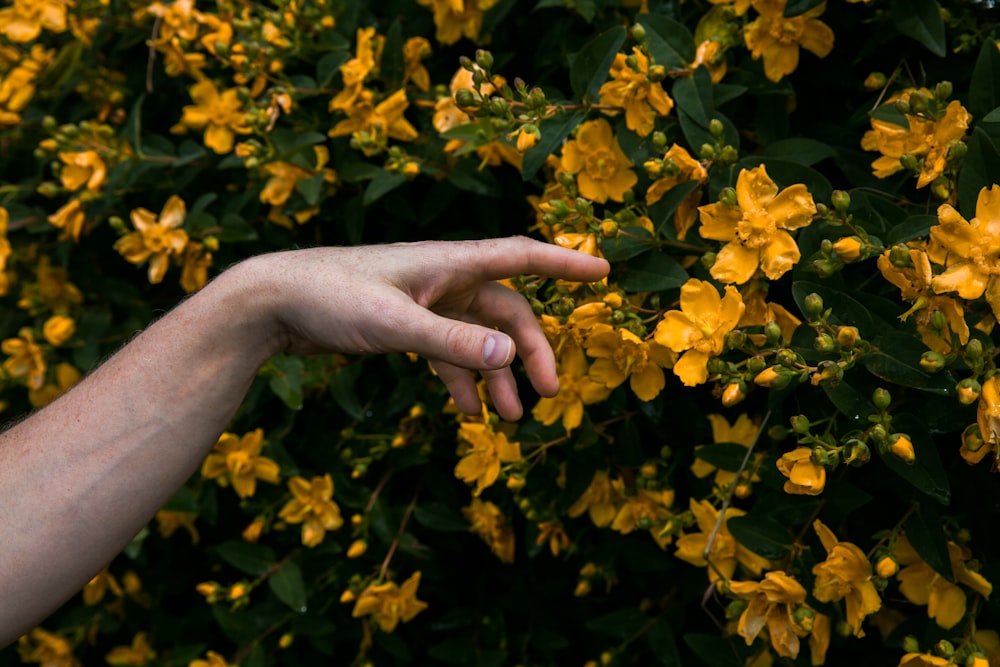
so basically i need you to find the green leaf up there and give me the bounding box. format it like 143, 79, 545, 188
863, 332, 955, 394
569, 26, 626, 101
616, 251, 689, 292
296, 173, 325, 207
791, 282, 879, 334
585, 608, 649, 639
427, 636, 475, 664
985, 108, 1000, 123
264, 354, 306, 410
363, 170, 407, 206
175, 140, 208, 167
413, 502, 471, 532
673, 66, 714, 130
316, 50, 349, 88
646, 617, 682, 666
822, 381, 875, 423
637, 14, 694, 69
683, 633, 745, 667
374, 630, 413, 661
647, 180, 701, 237
600, 225, 655, 262
269, 561, 308, 612
885, 214, 937, 245
328, 364, 365, 420
446, 161, 502, 197
522, 110, 586, 181
958, 128, 1000, 220
271, 129, 327, 158
760, 138, 835, 166
783, 0, 824, 16
694, 443, 751, 472
970, 40, 1000, 120
215, 541, 276, 576
726, 515, 793, 560
380, 19, 404, 88
890, 0, 946, 57
212, 606, 258, 644
903, 502, 953, 580
875, 413, 950, 504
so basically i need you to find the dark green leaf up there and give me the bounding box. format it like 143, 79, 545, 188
637, 14, 695, 69
863, 332, 955, 394
271, 129, 327, 158
584, 608, 649, 639
616, 251, 688, 292
530, 627, 570, 651
784, 0, 824, 16
374, 630, 413, 661
175, 140, 208, 167
600, 225, 655, 262
761, 138, 836, 166
726, 515, 793, 560
885, 214, 937, 245
890, 0, 946, 57
694, 442, 751, 472
791, 282, 879, 334
427, 636, 475, 664
875, 413, 950, 504
647, 180, 701, 237
296, 173, 325, 206
217, 213, 258, 243
985, 108, 1000, 123
683, 633, 745, 667
822, 381, 875, 423
903, 502, 953, 580
413, 502, 471, 532
446, 161, 502, 197
363, 171, 407, 206
380, 19, 404, 88
522, 110, 586, 181
265, 354, 306, 410
329, 364, 365, 420
970, 40, 1000, 120
673, 66, 714, 129
316, 51, 349, 88
215, 541, 276, 576
646, 617, 682, 666
212, 606, 258, 644
958, 127, 1000, 220
269, 561, 308, 612
569, 26, 627, 101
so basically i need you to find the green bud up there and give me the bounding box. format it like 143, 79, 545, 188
869, 423, 887, 445
966, 338, 984, 360
706, 357, 728, 375
935, 80, 953, 101
764, 321, 782, 346
454, 88, 476, 107
768, 424, 789, 441
725, 330, 745, 350
900, 153, 920, 171
776, 349, 797, 367
719, 145, 739, 163
908, 91, 929, 114
708, 118, 725, 138
947, 140, 968, 162
475, 49, 494, 71
625, 54, 640, 71
489, 97, 509, 115
790, 415, 810, 434
837, 326, 859, 350
934, 640, 955, 658
459, 55, 475, 71
889, 243, 913, 267
652, 131, 667, 151
648, 65, 666, 82
894, 98, 911, 115
700, 143, 717, 160
812, 258, 837, 278
814, 334, 836, 352
701, 251, 717, 270
847, 440, 871, 466
930, 309, 948, 334
831, 189, 851, 213
902, 636, 921, 654
747, 356, 767, 374
719, 187, 738, 206
726, 598, 748, 619
803, 293, 824, 318
630, 23, 646, 42
872, 388, 891, 410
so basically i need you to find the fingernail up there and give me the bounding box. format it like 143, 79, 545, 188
483, 334, 512, 367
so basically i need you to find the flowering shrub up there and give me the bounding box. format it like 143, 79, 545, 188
2, 0, 1000, 666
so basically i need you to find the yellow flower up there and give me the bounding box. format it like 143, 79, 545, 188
16, 627, 80, 667
532, 346, 611, 432
653, 278, 745, 386
463, 498, 515, 563
598, 47, 674, 137
930, 186, 1000, 320
0, 0, 69, 42
690, 39, 728, 83
898, 654, 957, 667
156, 509, 199, 543
709, 0, 751, 16
201, 428, 281, 499
330, 27, 382, 113
328, 88, 419, 147
278, 474, 344, 547
644, 144, 707, 239
58, 150, 106, 192
402, 36, 431, 91
105, 631, 156, 666
454, 420, 521, 495
0, 45, 52, 126
535, 521, 571, 556
175, 79, 252, 154
28, 361, 80, 408
811, 519, 881, 636
180, 241, 213, 294
352, 571, 429, 632
188, 650, 231, 667
729, 571, 810, 659
776, 447, 825, 495
610, 482, 675, 548
674, 498, 770, 582
242, 517, 265, 543
691, 413, 761, 489
698, 165, 816, 284
559, 118, 637, 204
743, 0, 834, 83
42, 314, 74, 346
47, 198, 86, 242
3, 327, 46, 390
738, 279, 802, 346
970, 375, 1000, 465
415, 0, 499, 45
115, 195, 189, 284
584, 323, 676, 401
82, 568, 123, 606
567, 469, 622, 528
889, 433, 916, 463
894, 536, 993, 629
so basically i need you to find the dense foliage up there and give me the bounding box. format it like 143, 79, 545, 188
2, 0, 1000, 665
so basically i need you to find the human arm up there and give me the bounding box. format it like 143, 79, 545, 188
0, 237, 609, 645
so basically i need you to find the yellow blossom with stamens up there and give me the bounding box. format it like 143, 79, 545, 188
776, 446, 825, 495
729, 571, 810, 659
329, 88, 419, 147
58, 151, 106, 192
17, 628, 80, 667
330, 27, 382, 113
416, 0, 500, 45
567, 470, 622, 528
352, 571, 428, 632
894, 535, 993, 629
403, 36, 431, 91
675, 498, 770, 582
201, 428, 281, 499
653, 278, 745, 386
743, 0, 834, 83
174, 79, 252, 154
105, 631, 155, 666
532, 345, 611, 432
969, 375, 1000, 465
698, 165, 816, 284
2, 327, 45, 390
83, 568, 123, 606
463, 498, 515, 562
811, 519, 881, 636
930, 186, 1000, 321
560, 118, 637, 204
189, 650, 232, 667
535, 521, 571, 556
47, 199, 85, 242
454, 420, 521, 496
278, 474, 344, 547
0, 0, 69, 42
156, 509, 199, 543
690, 413, 762, 490
598, 47, 674, 138
609, 482, 675, 548
0, 45, 53, 126
115, 195, 189, 285
583, 323, 676, 401
645, 144, 708, 239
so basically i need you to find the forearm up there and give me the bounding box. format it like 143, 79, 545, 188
0, 259, 282, 644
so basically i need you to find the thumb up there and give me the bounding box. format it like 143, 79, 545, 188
387, 301, 515, 370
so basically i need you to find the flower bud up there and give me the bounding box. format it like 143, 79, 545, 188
832, 236, 862, 262
963, 423, 984, 453
764, 321, 782, 346
574, 580, 592, 597
872, 388, 891, 410
935, 640, 955, 658
340, 588, 356, 603
648, 65, 666, 82
947, 140, 967, 162
889, 433, 916, 464
966, 338, 983, 360
725, 598, 748, 619
803, 293, 824, 318
902, 636, 921, 654
876, 555, 899, 579
600, 219, 619, 239
908, 91, 929, 114
753, 367, 783, 388
475, 49, 494, 71
454, 88, 476, 107
718, 186, 738, 206
846, 440, 870, 466
935, 80, 953, 100
630, 23, 646, 42
347, 539, 367, 558
836, 326, 859, 349
489, 96, 509, 115
506, 475, 525, 491
747, 356, 767, 374
708, 118, 725, 138
721, 382, 746, 407
516, 125, 538, 152
652, 131, 667, 151
793, 605, 815, 631
864, 72, 887, 90
920, 350, 946, 373
889, 244, 913, 268
700, 143, 717, 159
790, 415, 811, 434
814, 334, 836, 352
900, 153, 920, 171
831, 190, 851, 213
956, 378, 982, 405
625, 54, 640, 71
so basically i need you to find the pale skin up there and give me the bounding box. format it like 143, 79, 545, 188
0, 237, 610, 646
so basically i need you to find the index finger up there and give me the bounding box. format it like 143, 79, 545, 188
418, 236, 611, 283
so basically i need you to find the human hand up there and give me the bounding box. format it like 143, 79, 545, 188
245, 237, 610, 421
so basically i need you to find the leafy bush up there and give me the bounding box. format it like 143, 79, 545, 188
2, 0, 1000, 666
